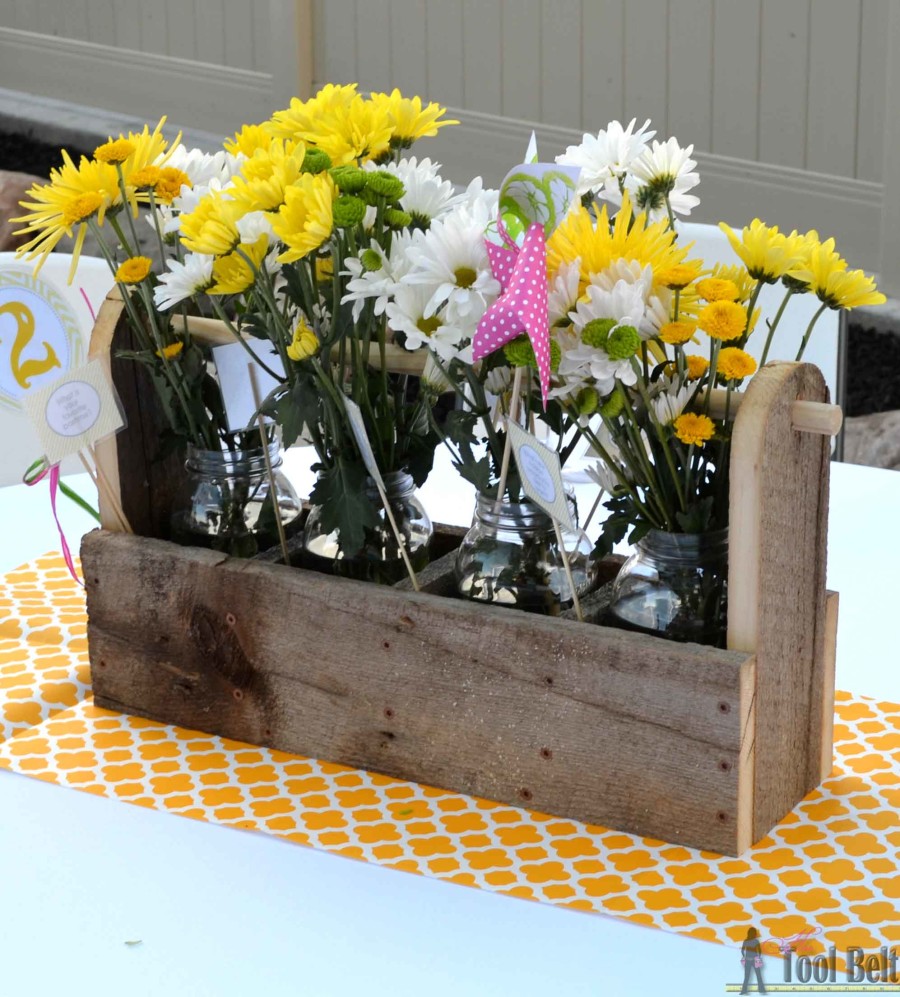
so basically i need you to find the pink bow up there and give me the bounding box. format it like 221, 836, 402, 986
472, 221, 551, 408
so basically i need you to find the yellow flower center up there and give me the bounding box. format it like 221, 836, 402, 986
114, 256, 153, 284
698, 300, 746, 342
659, 321, 697, 346
696, 277, 740, 302
62, 192, 104, 226
416, 316, 442, 337
717, 347, 757, 381
673, 412, 715, 447
94, 138, 136, 164
454, 266, 478, 289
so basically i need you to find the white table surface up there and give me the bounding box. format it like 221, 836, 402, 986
0, 453, 897, 996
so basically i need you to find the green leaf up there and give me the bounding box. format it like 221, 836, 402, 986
308, 457, 379, 556
675, 496, 715, 534
454, 455, 492, 495
278, 379, 320, 448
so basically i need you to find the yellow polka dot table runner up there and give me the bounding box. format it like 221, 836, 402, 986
3, 553, 900, 958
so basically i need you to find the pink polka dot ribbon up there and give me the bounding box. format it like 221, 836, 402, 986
473, 222, 551, 408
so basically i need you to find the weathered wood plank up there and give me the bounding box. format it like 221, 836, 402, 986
83, 529, 755, 854
88, 288, 187, 540
728, 361, 831, 841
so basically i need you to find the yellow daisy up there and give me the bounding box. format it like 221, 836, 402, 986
719, 219, 803, 283
674, 412, 715, 446
708, 263, 756, 304
267, 84, 360, 142
208, 236, 269, 295
547, 193, 691, 294
717, 347, 757, 381
286, 317, 319, 362
154, 167, 192, 204
272, 173, 336, 262
369, 89, 458, 148
658, 320, 697, 346
115, 256, 153, 284
684, 354, 709, 380
155, 341, 184, 360
657, 259, 704, 290
696, 277, 740, 302
228, 138, 308, 214
13, 151, 119, 281
698, 300, 746, 341
94, 138, 135, 164
224, 122, 277, 157
180, 190, 243, 256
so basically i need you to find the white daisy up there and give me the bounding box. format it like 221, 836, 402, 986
341, 231, 420, 321
403, 202, 500, 323
484, 364, 512, 395
548, 260, 582, 327
365, 156, 457, 227
165, 144, 234, 189
556, 118, 656, 198
584, 263, 665, 339
650, 383, 692, 425
386, 283, 466, 361
569, 278, 648, 335
153, 253, 214, 311
604, 137, 700, 222
236, 210, 275, 244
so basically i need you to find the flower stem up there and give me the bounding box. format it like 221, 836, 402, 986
795, 302, 829, 362
759, 288, 795, 367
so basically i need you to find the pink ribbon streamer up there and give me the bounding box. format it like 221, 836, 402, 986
25, 462, 84, 588
472, 222, 552, 408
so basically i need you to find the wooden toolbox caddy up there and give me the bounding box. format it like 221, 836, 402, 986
81, 291, 839, 856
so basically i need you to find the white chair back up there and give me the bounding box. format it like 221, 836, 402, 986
0, 253, 113, 486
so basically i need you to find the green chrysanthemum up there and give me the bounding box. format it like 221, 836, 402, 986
332, 195, 367, 228
302, 148, 332, 174
581, 318, 617, 349
384, 207, 412, 229
605, 324, 641, 361
329, 164, 367, 194
575, 387, 599, 417
360, 248, 383, 271
365, 170, 404, 200
600, 391, 625, 418
502, 334, 561, 371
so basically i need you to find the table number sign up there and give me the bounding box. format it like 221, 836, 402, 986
0, 267, 83, 414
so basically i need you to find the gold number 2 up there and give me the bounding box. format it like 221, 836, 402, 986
0, 300, 61, 389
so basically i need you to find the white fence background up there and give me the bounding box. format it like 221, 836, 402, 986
0, 0, 897, 291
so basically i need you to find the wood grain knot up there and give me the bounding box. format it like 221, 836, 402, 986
383, 707, 394, 719
718, 701, 731, 714
518, 788, 533, 801
718, 760, 731, 772
397, 615, 415, 630
716, 811, 728, 823
540, 748, 552, 760
225, 612, 236, 626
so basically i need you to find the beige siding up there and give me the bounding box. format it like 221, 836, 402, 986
311, 0, 887, 184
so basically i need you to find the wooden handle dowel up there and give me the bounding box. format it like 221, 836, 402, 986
708, 390, 842, 437
174, 314, 235, 346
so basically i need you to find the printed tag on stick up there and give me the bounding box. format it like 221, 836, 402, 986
507, 419, 574, 531
22, 360, 125, 464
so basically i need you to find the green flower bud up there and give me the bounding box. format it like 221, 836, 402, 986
332, 195, 367, 228
384, 207, 412, 229
575, 387, 599, 417
605, 324, 641, 361
365, 170, 405, 201
301, 148, 332, 174
329, 165, 367, 193
502, 334, 561, 371
600, 391, 625, 419
581, 318, 617, 349
360, 248, 383, 271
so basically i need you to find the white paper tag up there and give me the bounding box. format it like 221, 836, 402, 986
22, 359, 125, 464
507, 420, 574, 531
212, 339, 286, 431
343, 396, 384, 492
